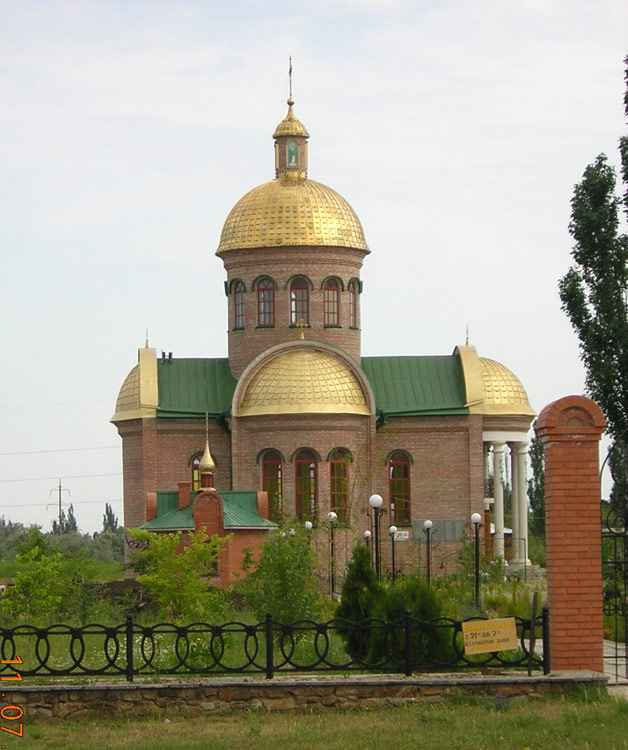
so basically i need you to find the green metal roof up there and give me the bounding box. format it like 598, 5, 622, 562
154, 354, 467, 420
156, 358, 236, 418
140, 490, 277, 531
361, 356, 468, 416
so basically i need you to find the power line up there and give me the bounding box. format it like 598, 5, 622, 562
0, 446, 119, 457
0, 473, 122, 483
0, 499, 122, 508
0, 399, 110, 409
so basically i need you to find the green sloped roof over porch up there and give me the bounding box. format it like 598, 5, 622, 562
140, 490, 277, 531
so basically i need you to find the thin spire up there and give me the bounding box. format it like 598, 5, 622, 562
289, 55, 293, 101
145, 327, 150, 348
465, 325, 470, 347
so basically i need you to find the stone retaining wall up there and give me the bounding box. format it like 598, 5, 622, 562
7, 672, 607, 721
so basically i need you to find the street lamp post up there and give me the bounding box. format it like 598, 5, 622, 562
423, 520, 433, 586
389, 525, 398, 583
327, 511, 338, 595
471, 512, 482, 609
369, 494, 384, 581
304, 520, 313, 546
363, 529, 372, 549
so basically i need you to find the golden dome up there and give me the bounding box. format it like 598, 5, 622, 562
111, 347, 159, 422
479, 358, 534, 415
216, 177, 369, 253
237, 349, 371, 416
113, 365, 141, 420
272, 98, 309, 138
455, 344, 535, 417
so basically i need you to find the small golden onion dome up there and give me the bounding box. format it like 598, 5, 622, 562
199, 439, 215, 473
237, 350, 370, 416
478, 358, 535, 416
216, 177, 369, 253
272, 97, 309, 138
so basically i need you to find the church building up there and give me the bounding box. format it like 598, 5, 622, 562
112, 94, 535, 586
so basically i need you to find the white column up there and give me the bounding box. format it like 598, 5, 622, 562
492, 442, 506, 559
515, 442, 530, 566
510, 443, 520, 564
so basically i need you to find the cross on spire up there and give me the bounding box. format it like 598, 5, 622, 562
296, 318, 307, 340
289, 55, 293, 100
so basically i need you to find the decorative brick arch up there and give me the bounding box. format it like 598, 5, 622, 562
536, 395, 606, 673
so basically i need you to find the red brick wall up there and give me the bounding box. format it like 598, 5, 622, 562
220, 245, 367, 377
192, 490, 270, 587
117, 406, 522, 585
537, 395, 606, 673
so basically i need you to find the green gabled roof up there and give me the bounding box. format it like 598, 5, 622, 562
140, 490, 277, 531
153, 354, 467, 420
156, 358, 236, 418
361, 356, 468, 416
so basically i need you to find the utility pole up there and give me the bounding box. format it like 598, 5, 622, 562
49, 479, 70, 533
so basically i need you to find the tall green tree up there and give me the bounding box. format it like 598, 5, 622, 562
102, 503, 119, 533
51, 504, 78, 535
558, 55, 628, 443
527, 421, 545, 538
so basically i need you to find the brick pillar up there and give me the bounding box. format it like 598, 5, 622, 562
536, 395, 606, 673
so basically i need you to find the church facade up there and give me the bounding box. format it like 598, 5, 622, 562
112, 96, 535, 586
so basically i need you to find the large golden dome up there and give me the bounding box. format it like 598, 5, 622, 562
216, 176, 368, 253
237, 349, 370, 416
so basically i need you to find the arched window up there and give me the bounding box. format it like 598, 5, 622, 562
290, 278, 309, 325
295, 449, 317, 523
257, 278, 275, 327
190, 453, 203, 491
262, 450, 283, 523
349, 280, 358, 328
389, 451, 411, 525
234, 281, 245, 329
324, 279, 339, 326
329, 448, 350, 523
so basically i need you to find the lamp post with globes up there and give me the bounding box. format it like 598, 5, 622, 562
363, 529, 372, 550
389, 525, 398, 583
369, 494, 385, 581
423, 520, 433, 586
471, 512, 483, 608
304, 520, 312, 546
327, 511, 338, 595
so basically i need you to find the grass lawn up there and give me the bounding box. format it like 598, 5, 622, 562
10, 692, 628, 750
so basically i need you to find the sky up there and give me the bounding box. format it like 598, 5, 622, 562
1, 0, 627, 534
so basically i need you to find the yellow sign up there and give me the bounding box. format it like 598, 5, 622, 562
462, 618, 518, 655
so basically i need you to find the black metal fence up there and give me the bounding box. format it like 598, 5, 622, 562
0, 610, 548, 682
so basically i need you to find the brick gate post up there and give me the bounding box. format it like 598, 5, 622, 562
536, 395, 606, 673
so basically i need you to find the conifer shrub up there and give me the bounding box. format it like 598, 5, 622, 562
366, 574, 454, 666
335, 543, 382, 659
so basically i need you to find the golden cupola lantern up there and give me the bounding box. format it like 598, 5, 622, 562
273, 96, 309, 179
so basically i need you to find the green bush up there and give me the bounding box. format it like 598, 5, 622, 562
237, 524, 322, 624
366, 575, 453, 665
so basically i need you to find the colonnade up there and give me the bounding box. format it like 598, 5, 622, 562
484, 437, 530, 567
